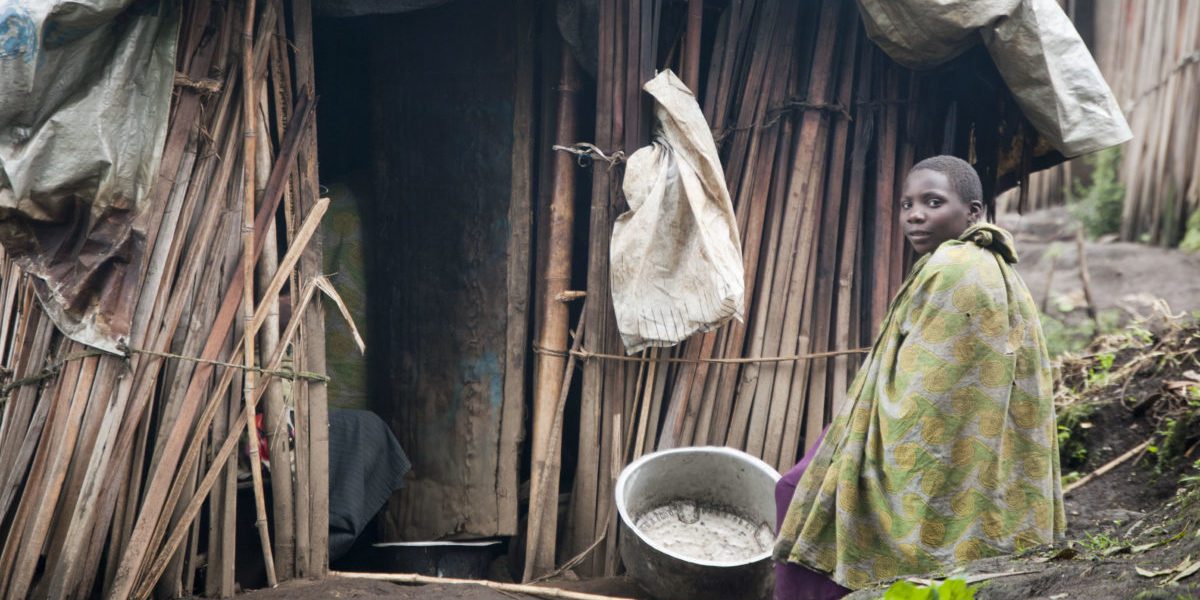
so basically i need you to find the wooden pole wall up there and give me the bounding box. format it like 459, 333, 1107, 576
1008, 0, 1198, 248
0, 1, 329, 596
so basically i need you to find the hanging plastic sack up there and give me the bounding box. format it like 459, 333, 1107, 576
611, 69, 744, 355
0, 1, 179, 352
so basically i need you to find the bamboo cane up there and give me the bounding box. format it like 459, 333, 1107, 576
133, 201, 328, 599
256, 82, 298, 581
525, 45, 583, 582
238, 0, 278, 587
335, 571, 635, 600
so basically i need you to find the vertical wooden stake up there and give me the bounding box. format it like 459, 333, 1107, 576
524, 46, 582, 582
683, 0, 703, 92
239, 0, 278, 587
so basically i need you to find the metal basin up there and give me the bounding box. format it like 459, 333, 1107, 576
615, 447, 781, 600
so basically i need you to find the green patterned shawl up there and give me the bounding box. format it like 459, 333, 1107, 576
775, 224, 1065, 589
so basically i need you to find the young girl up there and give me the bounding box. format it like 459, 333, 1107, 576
773, 155, 1065, 599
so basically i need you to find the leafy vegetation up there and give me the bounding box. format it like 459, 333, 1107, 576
1057, 401, 1097, 470
1080, 531, 1123, 554
879, 578, 975, 600
1181, 209, 1200, 253
1040, 309, 1123, 359
1069, 147, 1125, 239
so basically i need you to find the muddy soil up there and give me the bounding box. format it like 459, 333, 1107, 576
224, 575, 650, 600
1001, 207, 1200, 323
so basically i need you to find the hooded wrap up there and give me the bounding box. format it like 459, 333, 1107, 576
774, 224, 1065, 589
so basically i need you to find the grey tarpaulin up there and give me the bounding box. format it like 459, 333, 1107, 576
328, 408, 411, 560
0, 1, 178, 352
856, 0, 1131, 157
612, 70, 745, 355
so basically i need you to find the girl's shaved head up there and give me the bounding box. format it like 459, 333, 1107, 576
910, 155, 983, 207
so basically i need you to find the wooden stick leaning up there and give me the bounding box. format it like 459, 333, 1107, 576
239, 0, 278, 587
106, 91, 314, 600
1063, 440, 1151, 496
256, 80, 297, 581
136, 278, 329, 598
133, 201, 329, 599
333, 571, 634, 600
758, 1, 842, 466
566, 0, 615, 572
790, 15, 859, 468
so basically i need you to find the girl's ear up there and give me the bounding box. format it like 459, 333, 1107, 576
968, 200, 984, 223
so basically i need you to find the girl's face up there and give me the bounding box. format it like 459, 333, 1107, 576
900, 169, 982, 255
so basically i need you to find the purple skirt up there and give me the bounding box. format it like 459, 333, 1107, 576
774, 428, 851, 600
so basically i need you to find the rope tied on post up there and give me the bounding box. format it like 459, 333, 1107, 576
552, 143, 628, 168
712, 96, 853, 142
0, 349, 109, 397
532, 343, 870, 365
118, 343, 330, 382
0, 342, 330, 402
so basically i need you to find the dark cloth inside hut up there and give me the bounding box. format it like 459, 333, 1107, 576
328, 408, 411, 560
774, 427, 850, 600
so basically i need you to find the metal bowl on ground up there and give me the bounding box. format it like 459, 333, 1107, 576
615, 446, 781, 600
371, 540, 503, 579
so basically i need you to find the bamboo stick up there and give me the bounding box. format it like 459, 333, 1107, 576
788, 15, 859, 466
758, 1, 841, 466
871, 61, 900, 337
831, 48, 876, 423
106, 90, 313, 600
525, 45, 583, 582
566, 0, 615, 572
3, 348, 82, 598
333, 571, 635, 600
238, 0, 278, 587
62, 11, 227, 595
134, 198, 329, 592
133, 202, 328, 599
256, 82, 297, 581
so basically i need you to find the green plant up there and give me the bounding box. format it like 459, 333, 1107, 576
1181, 460, 1200, 488
1080, 531, 1122, 553
1156, 413, 1200, 473
1056, 402, 1097, 469
1086, 352, 1116, 388
1180, 207, 1200, 253
1069, 147, 1125, 239
880, 578, 975, 600
1041, 312, 1094, 358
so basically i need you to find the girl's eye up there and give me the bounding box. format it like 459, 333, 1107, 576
928, 199, 942, 208
901, 201, 912, 210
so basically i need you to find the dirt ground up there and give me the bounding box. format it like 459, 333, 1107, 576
229, 211, 1200, 599
223, 575, 650, 600
1000, 207, 1200, 322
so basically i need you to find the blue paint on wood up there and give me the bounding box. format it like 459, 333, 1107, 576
0, 7, 36, 62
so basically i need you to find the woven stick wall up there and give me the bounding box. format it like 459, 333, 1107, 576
527, 0, 1042, 579
0, 1, 329, 597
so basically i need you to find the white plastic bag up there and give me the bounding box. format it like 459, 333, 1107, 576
611, 70, 744, 354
